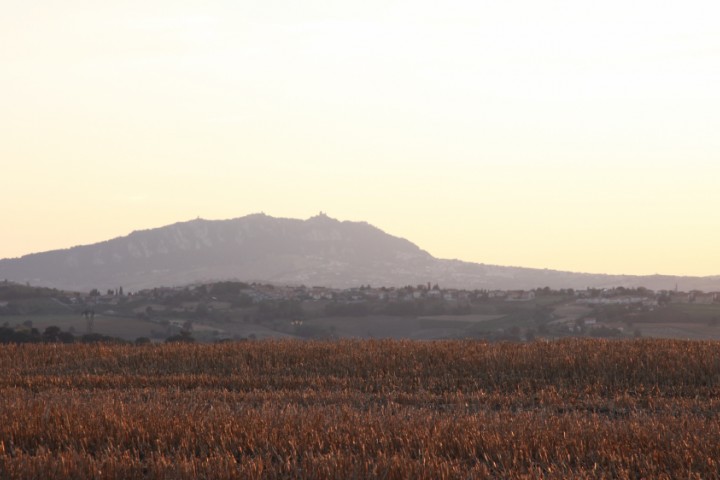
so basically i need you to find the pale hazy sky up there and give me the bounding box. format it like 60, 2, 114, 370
2, 0, 720, 276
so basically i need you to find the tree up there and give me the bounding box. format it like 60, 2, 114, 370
57, 331, 75, 343
43, 325, 61, 342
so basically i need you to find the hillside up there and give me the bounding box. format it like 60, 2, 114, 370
1, 213, 719, 292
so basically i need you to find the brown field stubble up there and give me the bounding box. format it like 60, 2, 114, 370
1, 339, 720, 479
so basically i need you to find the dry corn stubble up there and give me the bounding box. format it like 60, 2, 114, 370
1, 339, 719, 479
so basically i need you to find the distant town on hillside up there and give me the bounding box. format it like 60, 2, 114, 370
3, 280, 720, 344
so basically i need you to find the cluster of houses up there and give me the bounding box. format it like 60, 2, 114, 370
205, 283, 539, 305
64, 281, 720, 312
575, 288, 720, 307
577, 297, 659, 307
108, 283, 533, 304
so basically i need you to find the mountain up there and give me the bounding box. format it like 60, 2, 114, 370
1, 213, 719, 292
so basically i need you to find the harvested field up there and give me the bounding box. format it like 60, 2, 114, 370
1, 339, 720, 478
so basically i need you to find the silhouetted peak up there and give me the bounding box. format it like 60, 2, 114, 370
4, 213, 717, 293
307, 212, 338, 224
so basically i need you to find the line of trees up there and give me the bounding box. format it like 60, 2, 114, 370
0, 324, 124, 344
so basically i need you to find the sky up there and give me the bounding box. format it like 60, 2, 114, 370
2, 0, 720, 276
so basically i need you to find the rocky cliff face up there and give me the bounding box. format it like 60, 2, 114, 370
1, 214, 718, 292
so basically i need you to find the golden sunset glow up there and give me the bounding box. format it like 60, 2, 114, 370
3, 0, 720, 276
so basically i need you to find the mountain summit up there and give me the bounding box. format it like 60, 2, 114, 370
0, 214, 430, 291
1, 214, 718, 292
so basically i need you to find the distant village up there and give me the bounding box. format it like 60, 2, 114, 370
71, 282, 719, 308
3, 279, 720, 343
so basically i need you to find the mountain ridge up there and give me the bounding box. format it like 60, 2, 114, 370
1, 213, 719, 292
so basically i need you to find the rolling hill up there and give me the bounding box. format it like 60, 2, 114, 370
1, 213, 718, 292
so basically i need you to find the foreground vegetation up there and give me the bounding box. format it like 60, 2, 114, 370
2, 339, 720, 478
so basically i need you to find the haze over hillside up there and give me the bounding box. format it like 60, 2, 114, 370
1, 214, 719, 292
